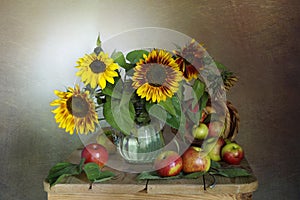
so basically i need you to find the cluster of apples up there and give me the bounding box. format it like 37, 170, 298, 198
192, 120, 244, 162
153, 146, 210, 177
204, 137, 244, 164
154, 138, 244, 177
154, 119, 244, 177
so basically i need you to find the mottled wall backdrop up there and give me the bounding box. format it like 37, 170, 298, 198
0, 0, 299, 199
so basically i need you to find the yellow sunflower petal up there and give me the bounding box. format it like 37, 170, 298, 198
99, 74, 106, 89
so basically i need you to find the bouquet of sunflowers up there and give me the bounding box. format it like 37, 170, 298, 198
50, 33, 238, 165
51, 35, 236, 133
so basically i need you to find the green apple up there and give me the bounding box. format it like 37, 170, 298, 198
221, 142, 244, 165
192, 123, 209, 140
203, 137, 225, 161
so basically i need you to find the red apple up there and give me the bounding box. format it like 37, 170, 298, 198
221, 142, 244, 165
81, 143, 109, 168
154, 151, 183, 177
203, 137, 226, 161
192, 123, 209, 140
182, 146, 211, 173
207, 121, 225, 138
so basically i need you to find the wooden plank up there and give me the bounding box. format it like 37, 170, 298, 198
44, 171, 147, 194
48, 191, 245, 200
147, 178, 258, 195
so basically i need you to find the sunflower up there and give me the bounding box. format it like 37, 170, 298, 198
50, 85, 98, 135
75, 51, 119, 89
174, 39, 205, 81
132, 49, 182, 103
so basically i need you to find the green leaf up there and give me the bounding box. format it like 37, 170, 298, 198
210, 168, 251, 178
78, 158, 85, 174
158, 98, 177, 116
103, 95, 135, 135
184, 171, 206, 179
215, 61, 227, 71
166, 96, 184, 131
83, 163, 115, 182
46, 162, 81, 187
136, 171, 181, 180
192, 79, 205, 108
210, 160, 221, 169
111, 51, 126, 66
48, 174, 75, 187
126, 50, 149, 64
152, 95, 184, 131
83, 163, 101, 181
136, 171, 207, 180
103, 97, 121, 131
199, 91, 209, 113
165, 113, 180, 130
146, 103, 167, 123
47, 163, 78, 180
111, 51, 135, 71
93, 175, 115, 183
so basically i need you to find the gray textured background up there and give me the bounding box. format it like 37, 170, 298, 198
1, 0, 300, 199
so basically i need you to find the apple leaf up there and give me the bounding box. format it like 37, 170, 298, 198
210, 160, 222, 169
46, 162, 81, 187
209, 168, 251, 178
46, 159, 115, 187
136, 171, 181, 180
83, 163, 115, 182
137, 171, 208, 180
183, 171, 206, 179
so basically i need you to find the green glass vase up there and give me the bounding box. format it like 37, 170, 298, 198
118, 122, 164, 164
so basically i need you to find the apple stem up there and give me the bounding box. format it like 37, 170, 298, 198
224, 139, 231, 144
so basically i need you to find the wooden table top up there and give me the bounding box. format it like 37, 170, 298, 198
44, 149, 258, 198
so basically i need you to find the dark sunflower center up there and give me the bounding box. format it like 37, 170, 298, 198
66, 96, 89, 118
146, 64, 167, 87
90, 60, 106, 74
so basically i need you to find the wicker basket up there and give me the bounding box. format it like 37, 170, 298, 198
174, 100, 240, 147
223, 101, 240, 141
